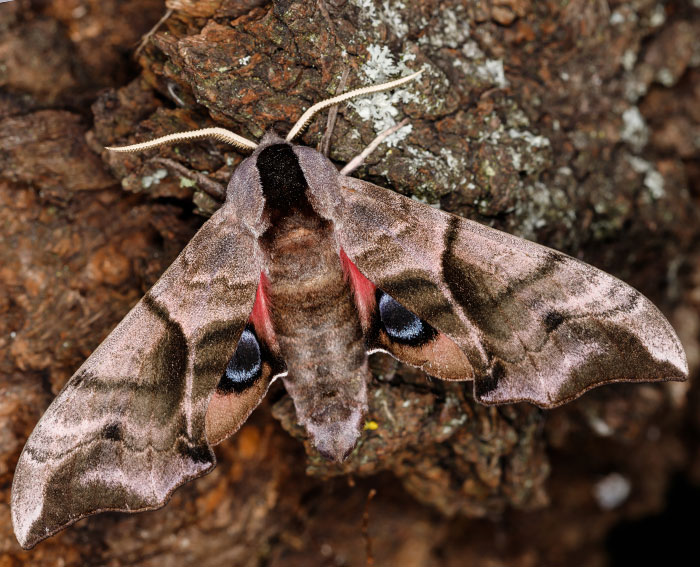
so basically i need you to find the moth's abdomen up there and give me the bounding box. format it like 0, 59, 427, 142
262, 213, 369, 462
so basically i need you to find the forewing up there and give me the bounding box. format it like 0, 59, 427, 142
11, 204, 262, 549
337, 177, 687, 406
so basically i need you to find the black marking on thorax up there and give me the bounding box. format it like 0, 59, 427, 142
256, 143, 312, 219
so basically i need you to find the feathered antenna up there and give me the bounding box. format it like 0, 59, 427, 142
284, 70, 423, 142
106, 127, 258, 153
105, 70, 423, 153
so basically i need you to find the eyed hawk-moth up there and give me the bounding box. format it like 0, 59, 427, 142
11, 71, 687, 549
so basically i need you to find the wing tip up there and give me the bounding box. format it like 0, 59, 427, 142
475, 367, 689, 410
14, 522, 50, 551
10, 447, 217, 549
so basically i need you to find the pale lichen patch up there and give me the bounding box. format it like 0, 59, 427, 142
418, 7, 471, 49
621, 49, 637, 72
475, 59, 508, 89
593, 473, 632, 510
455, 42, 508, 89
399, 145, 463, 201
141, 168, 168, 189
515, 181, 572, 239
627, 155, 666, 200
649, 4, 666, 27
349, 0, 409, 38
620, 107, 649, 151
350, 45, 422, 146
380, 0, 409, 38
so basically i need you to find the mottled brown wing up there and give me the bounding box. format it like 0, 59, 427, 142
11, 204, 262, 549
336, 176, 687, 406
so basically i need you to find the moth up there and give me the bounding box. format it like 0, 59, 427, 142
11, 71, 687, 549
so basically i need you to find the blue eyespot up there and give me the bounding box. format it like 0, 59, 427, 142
377, 291, 435, 345
218, 327, 262, 393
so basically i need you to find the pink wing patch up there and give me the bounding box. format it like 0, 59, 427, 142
249, 272, 279, 349
340, 248, 376, 327
340, 248, 472, 382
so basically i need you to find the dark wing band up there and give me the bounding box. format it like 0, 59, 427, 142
336, 176, 687, 406
11, 204, 261, 549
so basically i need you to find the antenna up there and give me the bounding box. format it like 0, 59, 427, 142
106, 127, 258, 153
105, 71, 423, 153
285, 70, 422, 142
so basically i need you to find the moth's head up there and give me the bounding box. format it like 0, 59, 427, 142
224, 130, 341, 231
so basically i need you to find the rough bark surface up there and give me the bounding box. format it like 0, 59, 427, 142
1, 1, 698, 565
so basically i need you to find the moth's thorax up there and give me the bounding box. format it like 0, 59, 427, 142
256, 143, 311, 219
229, 136, 343, 233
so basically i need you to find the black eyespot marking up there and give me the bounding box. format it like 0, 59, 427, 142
217, 325, 262, 394
102, 423, 122, 441
176, 440, 212, 464
377, 289, 437, 346
475, 359, 506, 397
256, 143, 309, 214
72, 369, 88, 386
544, 311, 566, 333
